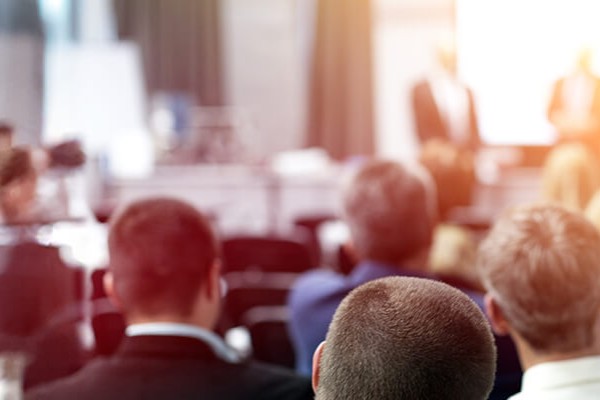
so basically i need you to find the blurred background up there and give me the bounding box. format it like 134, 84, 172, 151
2, 0, 600, 237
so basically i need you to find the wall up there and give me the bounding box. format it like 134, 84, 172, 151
222, 0, 308, 161
374, 0, 454, 160
219, 0, 454, 161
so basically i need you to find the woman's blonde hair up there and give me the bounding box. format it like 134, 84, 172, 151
541, 143, 600, 211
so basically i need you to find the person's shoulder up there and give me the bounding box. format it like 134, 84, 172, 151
294, 267, 343, 287
238, 360, 313, 400
290, 268, 346, 303
25, 361, 104, 400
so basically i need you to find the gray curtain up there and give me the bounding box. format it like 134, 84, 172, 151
306, 0, 374, 160
0, 0, 44, 145
112, 0, 223, 106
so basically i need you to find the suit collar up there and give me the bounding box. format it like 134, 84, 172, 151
126, 322, 240, 363
118, 335, 238, 363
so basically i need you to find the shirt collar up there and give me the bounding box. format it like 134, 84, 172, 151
521, 356, 600, 392
126, 322, 241, 363
351, 260, 431, 285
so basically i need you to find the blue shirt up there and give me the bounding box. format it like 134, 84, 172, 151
287, 260, 434, 375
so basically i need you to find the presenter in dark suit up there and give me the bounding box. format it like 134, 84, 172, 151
548, 48, 600, 156
26, 197, 313, 400
411, 40, 480, 152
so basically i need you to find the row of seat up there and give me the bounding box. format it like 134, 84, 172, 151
90, 234, 320, 368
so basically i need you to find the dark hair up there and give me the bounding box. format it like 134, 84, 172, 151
478, 204, 600, 352
0, 122, 13, 136
317, 277, 496, 400
108, 197, 218, 317
0, 147, 34, 189
343, 160, 436, 265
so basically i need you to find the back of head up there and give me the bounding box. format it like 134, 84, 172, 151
342, 159, 436, 265
478, 204, 600, 353
316, 276, 496, 400
541, 143, 600, 212
108, 197, 218, 318
0, 147, 35, 190
0, 122, 14, 151
0, 147, 37, 221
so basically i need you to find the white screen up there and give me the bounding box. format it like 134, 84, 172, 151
457, 0, 600, 145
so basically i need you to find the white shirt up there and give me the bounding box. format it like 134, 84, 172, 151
430, 74, 470, 146
508, 356, 600, 400
126, 322, 241, 363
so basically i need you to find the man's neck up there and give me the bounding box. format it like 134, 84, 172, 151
126, 314, 213, 331
514, 333, 600, 371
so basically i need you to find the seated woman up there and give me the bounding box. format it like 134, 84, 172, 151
541, 142, 600, 212
0, 147, 39, 225
0, 147, 86, 390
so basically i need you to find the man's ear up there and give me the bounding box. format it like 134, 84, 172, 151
484, 293, 510, 335
203, 260, 221, 301
312, 341, 326, 393
103, 271, 122, 309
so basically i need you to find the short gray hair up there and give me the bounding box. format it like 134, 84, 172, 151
317, 277, 496, 400
342, 159, 437, 264
477, 204, 600, 352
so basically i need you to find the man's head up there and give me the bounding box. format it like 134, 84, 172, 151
313, 277, 496, 400
342, 159, 436, 266
0, 147, 38, 222
478, 204, 600, 356
0, 122, 14, 151
106, 197, 221, 327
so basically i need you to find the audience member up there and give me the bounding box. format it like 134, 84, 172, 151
540, 142, 600, 212
411, 37, 480, 152
313, 276, 496, 400
0, 122, 14, 151
478, 204, 600, 399
0, 147, 83, 389
288, 159, 437, 375
0, 143, 85, 226
0, 147, 39, 225
27, 197, 313, 400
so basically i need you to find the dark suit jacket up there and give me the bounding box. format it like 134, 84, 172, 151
0, 242, 74, 340
411, 79, 480, 151
26, 335, 314, 400
0, 241, 84, 389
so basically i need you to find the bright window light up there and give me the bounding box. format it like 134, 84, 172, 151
457, 0, 600, 145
